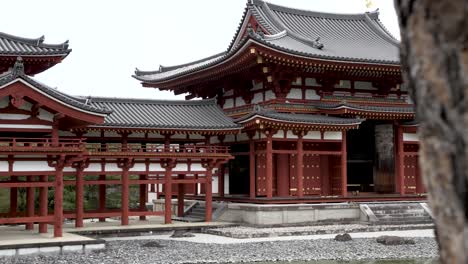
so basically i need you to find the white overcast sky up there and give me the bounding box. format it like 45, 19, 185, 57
2, 0, 399, 100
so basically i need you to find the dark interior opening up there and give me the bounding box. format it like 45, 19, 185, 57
346, 120, 375, 192
228, 155, 250, 195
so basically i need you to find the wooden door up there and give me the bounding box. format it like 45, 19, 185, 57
303, 154, 321, 195
256, 153, 267, 196
404, 155, 418, 194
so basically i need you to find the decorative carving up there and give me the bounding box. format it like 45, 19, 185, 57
10, 94, 24, 108
117, 158, 135, 170
11, 57, 25, 75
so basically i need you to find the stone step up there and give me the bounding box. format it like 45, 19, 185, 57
373, 211, 428, 217
376, 217, 432, 223
372, 209, 426, 215
368, 205, 422, 211
375, 220, 433, 225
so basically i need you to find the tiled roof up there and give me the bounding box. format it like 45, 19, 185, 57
314, 101, 414, 113
0, 32, 71, 56
0, 58, 109, 115
235, 108, 363, 126
135, 0, 399, 83
86, 97, 242, 131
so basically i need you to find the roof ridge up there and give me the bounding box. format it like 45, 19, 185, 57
86, 96, 217, 105
252, 0, 376, 20
0, 31, 70, 50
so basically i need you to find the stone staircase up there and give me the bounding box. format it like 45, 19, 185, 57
363, 202, 433, 225
173, 202, 226, 222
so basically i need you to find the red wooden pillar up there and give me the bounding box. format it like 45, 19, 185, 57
120, 160, 132, 226
341, 131, 347, 197
26, 176, 35, 230
38, 175, 48, 233
249, 137, 256, 199
177, 174, 185, 217
396, 126, 405, 195
139, 174, 147, 221
194, 174, 199, 195
10, 177, 17, 218
204, 162, 214, 222
75, 162, 86, 228
163, 159, 175, 224
265, 132, 273, 199
297, 134, 304, 198
54, 158, 65, 237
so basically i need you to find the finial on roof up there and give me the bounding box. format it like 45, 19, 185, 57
11, 57, 25, 75
36, 35, 45, 45
312, 37, 324, 49
62, 40, 69, 49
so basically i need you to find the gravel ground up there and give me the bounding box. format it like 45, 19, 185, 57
206, 224, 434, 238
0, 237, 438, 264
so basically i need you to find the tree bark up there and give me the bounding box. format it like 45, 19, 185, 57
395, 0, 468, 262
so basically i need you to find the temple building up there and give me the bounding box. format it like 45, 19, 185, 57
0, 0, 422, 237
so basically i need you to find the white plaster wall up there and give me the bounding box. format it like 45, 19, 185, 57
403, 132, 419, 142
105, 163, 120, 172
0, 113, 29, 120
19, 101, 32, 111
304, 131, 321, 140
149, 163, 164, 172
305, 78, 318, 86
84, 131, 101, 137
84, 163, 102, 172
174, 163, 188, 171
38, 108, 53, 121
286, 130, 298, 139
224, 98, 234, 108
130, 163, 146, 172
189, 134, 205, 140
324, 131, 342, 140
273, 130, 284, 139
0, 97, 8, 108
0, 161, 8, 172
148, 132, 164, 138
354, 81, 374, 90
265, 90, 276, 100
212, 176, 218, 194
287, 88, 302, 99
129, 133, 145, 138
224, 134, 236, 143
252, 92, 263, 104
235, 97, 246, 107
224, 174, 230, 195
105, 131, 119, 137
305, 89, 320, 100
210, 136, 220, 144
237, 133, 249, 142
171, 134, 187, 139
224, 90, 234, 96
13, 161, 52, 172
191, 163, 203, 171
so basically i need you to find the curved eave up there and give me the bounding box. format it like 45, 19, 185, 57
136, 37, 401, 90
0, 78, 109, 119
237, 114, 363, 131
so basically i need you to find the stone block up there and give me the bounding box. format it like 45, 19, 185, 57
18, 247, 39, 255
0, 249, 16, 257
62, 245, 83, 253
39, 247, 61, 254
84, 243, 105, 252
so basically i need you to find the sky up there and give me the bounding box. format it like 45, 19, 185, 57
2, 0, 400, 100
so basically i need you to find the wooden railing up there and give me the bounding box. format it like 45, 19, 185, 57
86, 143, 230, 155
0, 137, 84, 151
0, 138, 230, 155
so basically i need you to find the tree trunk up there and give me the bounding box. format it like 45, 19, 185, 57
395, 0, 468, 262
